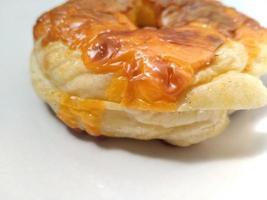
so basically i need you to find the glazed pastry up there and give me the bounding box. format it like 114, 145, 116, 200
30, 0, 267, 146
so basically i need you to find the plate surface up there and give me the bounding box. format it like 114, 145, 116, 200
1, 1, 267, 199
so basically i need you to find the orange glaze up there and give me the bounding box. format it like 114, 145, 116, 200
34, 0, 267, 111
84, 27, 224, 108
34, 0, 227, 110
159, 0, 267, 72
57, 95, 104, 135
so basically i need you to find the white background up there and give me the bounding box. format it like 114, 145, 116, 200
1, 0, 267, 199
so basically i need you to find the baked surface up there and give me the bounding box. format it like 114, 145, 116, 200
31, 0, 267, 146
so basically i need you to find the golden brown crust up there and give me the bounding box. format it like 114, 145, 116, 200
31, 0, 267, 145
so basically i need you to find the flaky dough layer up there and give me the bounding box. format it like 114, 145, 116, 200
31, 39, 267, 146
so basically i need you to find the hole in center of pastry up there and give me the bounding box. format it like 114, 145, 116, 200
125, 1, 158, 28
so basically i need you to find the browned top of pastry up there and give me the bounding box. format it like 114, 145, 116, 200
34, 0, 267, 110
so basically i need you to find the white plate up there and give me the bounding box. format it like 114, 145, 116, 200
1, 1, 267, 199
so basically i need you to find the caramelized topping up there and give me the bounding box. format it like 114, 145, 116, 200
82, 27, 224, 106
58, 95, 104, 135
34, 1, 136, 47
160, 0, 246, 37
34, 0, 267, 111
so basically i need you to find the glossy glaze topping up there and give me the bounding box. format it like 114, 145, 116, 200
58, 95, 104, 135
34, 0, 266, 110
84, 27, 224, 108
160, 0, 247, 37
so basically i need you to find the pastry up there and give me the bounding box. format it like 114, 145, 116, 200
30, 0, 267, 146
